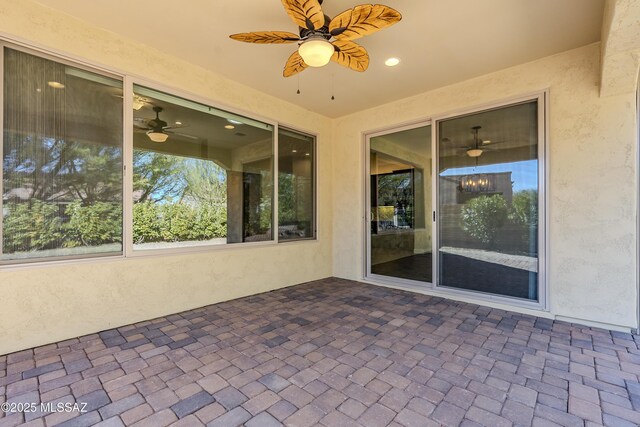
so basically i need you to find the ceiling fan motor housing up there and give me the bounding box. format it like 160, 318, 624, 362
299, 14, 332, 40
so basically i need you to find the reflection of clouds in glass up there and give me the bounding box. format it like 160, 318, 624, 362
441, 160, 538, 191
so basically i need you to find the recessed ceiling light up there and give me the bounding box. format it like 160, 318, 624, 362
384, 57, 400, 67
36, 88, 41, 93
292, 150, 298, 153
47, 81, 65, 89
175, 121, 183, 125
225, 125, 235, 130
482, 140, 491, 144
305, 153, 310, 156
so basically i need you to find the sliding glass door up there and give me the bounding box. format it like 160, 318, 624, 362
367, 124, 432, 284
436, 99, 541, 301
365, 96, 544, 305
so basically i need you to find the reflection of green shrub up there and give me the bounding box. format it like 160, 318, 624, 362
193, 205, 227, 240
162, 203, 196, 241
3, 200, 63, 251
461, 195, 508, 246
132, 202, 163, 244
132, 201, 226, 244
510, 190, 538, 226
65, 201, 122, 247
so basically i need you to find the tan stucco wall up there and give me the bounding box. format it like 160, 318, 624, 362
332, 43, 638, 330
0, 0, 333, 355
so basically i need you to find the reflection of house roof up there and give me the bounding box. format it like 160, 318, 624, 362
3, 187, 76, 202
4, 187, 31, 200
445, 171, 512, 180
132, 189, 145, 202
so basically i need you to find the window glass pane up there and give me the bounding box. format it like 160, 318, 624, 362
2, 47, 123, 263
369, 125, 432, 283
132, 85, 274, 250
278, 128, 315, 240
437, 101, 539, 300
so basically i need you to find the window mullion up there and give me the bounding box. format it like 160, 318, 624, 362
274, 123, 279, 244
123, 76, 134, 257
0, 44, 4, 258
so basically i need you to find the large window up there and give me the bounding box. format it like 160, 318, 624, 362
2, 47, 123, 263
278, 128, 315, 240
132, 85, 274, 250
0, 46, 316, 265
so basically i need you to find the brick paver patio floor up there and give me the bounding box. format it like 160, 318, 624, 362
1, 278, 640, 426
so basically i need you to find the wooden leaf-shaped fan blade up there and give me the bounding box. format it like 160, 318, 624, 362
329, 4, 402, 40
281, 0, 325, 31
283, 50, 308, 77
331, 40, 369, 72
229, 31, 301, 44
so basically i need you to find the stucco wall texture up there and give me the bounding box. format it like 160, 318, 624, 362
0, 1, 637, 355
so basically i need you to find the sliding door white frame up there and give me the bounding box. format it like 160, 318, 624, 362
432, 91, 549, 311
363, 120, 434, 290
362, 91, 549, 312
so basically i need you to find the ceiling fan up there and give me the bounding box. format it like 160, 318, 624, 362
134, 106, 196, 143
229, 0, 402, 77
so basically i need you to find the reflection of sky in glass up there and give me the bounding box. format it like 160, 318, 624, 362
441, 160, 538, 191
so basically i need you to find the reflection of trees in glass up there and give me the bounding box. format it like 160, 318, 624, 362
510, 190, 538, 227
183, 159, 227, 207
132, 151, 228, 244
2, 134, 122, 254
3, 200, 63, 251
376, 171, 414, 228
3, 135, 122, 204
279, 173, 296, 224
461, 190, 538, 251
461, 195, 508, 246
133, 151, 185, 203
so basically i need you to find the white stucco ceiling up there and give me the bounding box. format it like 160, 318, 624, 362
33, 0, 604, 118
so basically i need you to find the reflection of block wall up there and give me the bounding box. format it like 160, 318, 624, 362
228, 139, 273, 242
440, 172, 513, 206
292, 158, 313, 222
371, 231, 415, 264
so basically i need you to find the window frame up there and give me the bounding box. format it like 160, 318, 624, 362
364, 120, 434, 289
125, 79, 279, 257
0, 39, 319, 269
432, 92, 549, 312
277, 125, 318, 242
362, 91, 549, 312
0, 42, 126, 265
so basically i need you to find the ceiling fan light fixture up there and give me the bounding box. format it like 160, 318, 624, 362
298, 37, 334, 67
147, 130, 169, 143
466, 148, 483, 158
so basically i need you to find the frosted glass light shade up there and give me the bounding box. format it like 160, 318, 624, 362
299, 39, 334, 67
466, 148, 483, 158
147, 130, 169, 143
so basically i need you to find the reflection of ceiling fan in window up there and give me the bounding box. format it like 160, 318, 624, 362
133, 106, 198, 143
443, 126, 506, 158
465, 126, 487, 158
